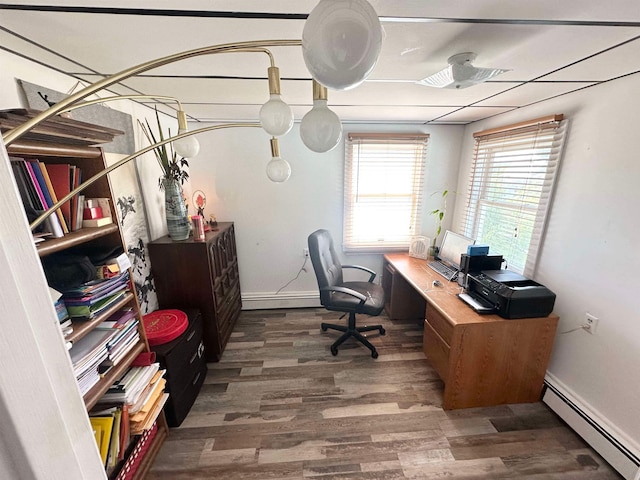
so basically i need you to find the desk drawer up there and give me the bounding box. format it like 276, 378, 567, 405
425, 304, 453, 345
423, 319, 450, 382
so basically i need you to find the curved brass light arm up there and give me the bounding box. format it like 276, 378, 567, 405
29, 123, 262, 231
3, 39, 301, 146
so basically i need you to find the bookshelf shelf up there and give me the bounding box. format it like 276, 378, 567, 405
37, 224, 120, 257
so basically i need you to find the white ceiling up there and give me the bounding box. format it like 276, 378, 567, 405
1, 0, 639, 125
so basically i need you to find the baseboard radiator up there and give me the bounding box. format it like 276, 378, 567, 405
543, 376, 640, 480
241, 291, 321, 310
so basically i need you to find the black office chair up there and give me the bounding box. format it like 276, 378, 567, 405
307, 229, 386, 358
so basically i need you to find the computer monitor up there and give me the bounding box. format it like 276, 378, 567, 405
436, 230, 475, 270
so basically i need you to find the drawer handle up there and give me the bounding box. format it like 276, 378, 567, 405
192, 371, 201, 386
186, 330, 196, 342
198, 342, 204, 358
189, 351, 198, 364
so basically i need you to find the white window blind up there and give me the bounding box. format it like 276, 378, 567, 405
344, 133, 428, 253
460, 115, 567, 276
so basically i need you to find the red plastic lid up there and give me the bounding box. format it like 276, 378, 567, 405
142, 309, 188, 346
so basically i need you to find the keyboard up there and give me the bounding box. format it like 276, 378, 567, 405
427, 261, 458, 281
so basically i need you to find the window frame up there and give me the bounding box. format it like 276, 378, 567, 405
343, 133, 429, 253
460, 115, 567, 276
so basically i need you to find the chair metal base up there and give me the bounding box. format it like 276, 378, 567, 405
321, 312, 385, 358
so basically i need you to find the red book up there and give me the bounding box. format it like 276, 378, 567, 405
46, 163, 72, 227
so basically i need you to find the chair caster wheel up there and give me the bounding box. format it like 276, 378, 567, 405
321, 324, 328, 332
379, 327, 386, 335
330, 346, 338, 356
371, 350, 379, 359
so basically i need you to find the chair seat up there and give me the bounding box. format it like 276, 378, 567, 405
326, 281, 385, 316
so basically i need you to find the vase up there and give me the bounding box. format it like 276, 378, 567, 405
162, 178, 190, 241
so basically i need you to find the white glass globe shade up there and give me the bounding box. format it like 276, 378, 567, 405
260, 94, 294, 136
300, 100, 343, 153
173, 129, 200, 158
302, 0, 382, 91
266, 156, 291, 183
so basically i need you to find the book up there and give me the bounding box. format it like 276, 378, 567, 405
66, 291, 126, 320
23, 161, 48, 210
12, 159, 41, 210
106, 408, 122, 470
71, 166, 83, 231
74, 194, 85, 231
63, 271, 130, 298
24, 161, 64, 238
38, 161, 69, 233
10, 160, 36, 210
89, 415, 115, 466
45, 163, 72, 227
82, 217, 113, 228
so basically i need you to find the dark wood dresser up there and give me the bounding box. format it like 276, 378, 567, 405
150, 309, 206, 427
148, 222, 242, 362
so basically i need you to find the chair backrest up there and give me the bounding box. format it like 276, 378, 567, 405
307, 229, 343, 306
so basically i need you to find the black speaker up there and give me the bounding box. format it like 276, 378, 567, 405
458, 254, 504, 288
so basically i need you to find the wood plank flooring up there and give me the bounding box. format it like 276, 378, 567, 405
148, 308, 623, 479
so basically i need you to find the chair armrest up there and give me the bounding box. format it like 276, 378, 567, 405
342, 264, 376, 283
321, 285, 367, 304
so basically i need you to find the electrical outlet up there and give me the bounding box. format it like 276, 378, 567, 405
303, 247, 309, 258
583, 313, 599, 334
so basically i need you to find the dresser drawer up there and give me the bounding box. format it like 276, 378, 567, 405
164, 360, 208, 427
425, 304, 453, 345
423, 319, 450, 382
151, 311, 204, 398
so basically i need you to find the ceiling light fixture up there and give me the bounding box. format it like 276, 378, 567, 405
416, 52, 510, 90
173, 109, 201, 158
266, 137, 291, 183
260, 66, 294, 136
300, 80, 343, 153
302, 0, 383, 90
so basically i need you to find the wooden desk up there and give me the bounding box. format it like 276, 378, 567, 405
383, 253, 559, 410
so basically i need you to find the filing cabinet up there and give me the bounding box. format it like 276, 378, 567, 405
150, 309, 206, 427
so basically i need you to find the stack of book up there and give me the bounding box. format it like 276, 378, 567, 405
98, 362, 168, 435
70, 328, 118, 395
96, 309, 141, 369
62, 271, 130, 320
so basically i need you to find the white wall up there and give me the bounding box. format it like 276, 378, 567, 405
186, 122, 464, 308
452, 73, 640, 460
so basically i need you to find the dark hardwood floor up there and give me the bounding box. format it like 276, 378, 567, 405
148, 308, 622, 479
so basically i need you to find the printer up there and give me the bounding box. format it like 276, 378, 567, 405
466, 270, 556, 319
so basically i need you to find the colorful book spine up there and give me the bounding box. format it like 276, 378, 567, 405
38, 161, 69, 233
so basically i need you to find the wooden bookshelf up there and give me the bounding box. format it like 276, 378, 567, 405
6, 111, 166, 479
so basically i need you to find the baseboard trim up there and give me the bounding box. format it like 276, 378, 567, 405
543, 373, 640, 480
241, 291, 321, 310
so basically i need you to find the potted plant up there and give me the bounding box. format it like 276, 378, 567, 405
140, 109, 190, 240
429, 189, 448, 256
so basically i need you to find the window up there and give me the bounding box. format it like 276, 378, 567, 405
460, 115, 566, 276
344, 133, 428, 253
